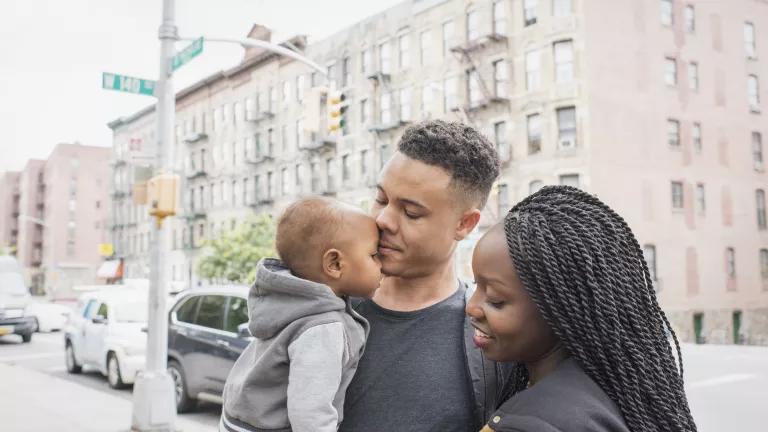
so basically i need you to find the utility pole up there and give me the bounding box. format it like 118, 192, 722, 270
131, 0, 177, 430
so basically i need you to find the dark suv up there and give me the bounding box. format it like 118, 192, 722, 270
167, 285, 251, 412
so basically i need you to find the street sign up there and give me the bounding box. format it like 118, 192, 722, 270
172, 37, 204, 71
102, 72, 156, 97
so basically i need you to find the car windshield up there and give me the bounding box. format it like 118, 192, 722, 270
0, 272, 28, 296
112, 301, 148, 323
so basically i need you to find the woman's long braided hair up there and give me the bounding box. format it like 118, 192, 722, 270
498, 186, 697, 432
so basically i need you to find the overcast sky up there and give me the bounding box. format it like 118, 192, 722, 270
0, 0, 402, 173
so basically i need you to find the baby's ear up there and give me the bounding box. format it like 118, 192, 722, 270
322, 249, 343, 279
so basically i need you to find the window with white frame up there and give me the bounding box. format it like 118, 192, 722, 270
692, 122, 702, 153
760, 249, 768, 282
360, 149, 369, 178
726, 247, 736, 278
671, 181, 684, 209
399, 87, 412, 121
444, 76, 457, 111
361, 98, 370, 125
753, 132, 764, 168
442, 20, 455, 58
557, 106, 577, 149
232, 180, 238, 206
668, 119, 680, 147
688, 62, 699, 91
553, 0, 572, 17
527, 113, 541, 154
361, 48, 372, 76
554, 40, 574, 83
399, 34, 410, 69
526, 50, 541, 91
380, 41, 391, 74
696, 183, 706, 215
381, 92, 392, 124
494, 121, 509, 161
643, 244, 658, 282
269, 86, 278, 111
223, 103, 233, 125
281, 125, 288, 153
420, 31, 432, 66
684, 5, 695, 32
493, 60, 509, 98
748, 75, 760, 111
342, 57, 351, 87
467, 68, 482, 107
296, 75, 305, 101
745, 22, 756, 59
295, 164, 302, 191
246, 97, 256, 120
281, 168, 289, 196
257, 92, 267, 113
282, 81, 291, 102
665, 57, 677, 86
422, 83, 434, 114
757, 189, 767, 230
267, 171, 274, 198
467, 9, 480, 41
342, 154, 351, 182
661, 0, 673, 26
497, 183, 509, 218
559, 174, 580, 188
524, 0, 538, 26
493, 1, 507, 36
296, 119, 304, 149
327, 62, 337, 88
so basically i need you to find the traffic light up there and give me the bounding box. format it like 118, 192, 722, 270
327, 90, 347, 134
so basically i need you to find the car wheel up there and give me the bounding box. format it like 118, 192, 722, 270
65, 341, 82, 373
21, 332, 32, 343
32, 317, 40, 333
107, 353, 126, 389
168, 359, 196, 413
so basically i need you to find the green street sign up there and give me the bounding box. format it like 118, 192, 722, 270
102, 72, 156, 97
172, 37, 204, 71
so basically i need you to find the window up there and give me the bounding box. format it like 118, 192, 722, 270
326, 158, 335, 191
269, 86, 278, 111
643, 245, 658, 282
692, 122, 702, 153
296, 75, 305, 101
234, 102, 244, 123
665, 57, 677, 86
661, 0, 673, 26
310, 163, 319, 193
257, 92, 267, 114
422, 84, 434, 114
379, 41, 391, 74
420, 31, 432, 66
553, 0, 572, 17
224, 297, 249, 333
175, 297, 199, 323
527, 113, 541, 154
467, 9, 479, 41
559, 174, 580, 188
757, 189, 767, 230
745, 22, 756, 59
524, 0, 538, 26
684, 5, 695, 33
467, 68, 482, 107
399, 88, 412, 121
753, 132, 764, 168
342, 155, 351, 182
398, 35, 410, 69
748, 75, 760, 111
726, 247, 736, 278
243, 177, 249, 205
761, 249, 768, 282
494, 121, 509, 161
557, 106, 577, 149
671, 181, 684, 209
361, 48, 371, 76
281, 81, 290, 103
554, 40, 574, 83
529, 180, 543, 194
360, 150, 369, 178
267, 128, 275, 155
444, 77, 457, 111
195, 295, 226, 330
696, 183, 706, 215
493, 1, 507, 36
342, 57, 351, 87
667, 119, 680, 147
380, 92, 392, 124
296, 119, 304, 149
361, 98, 370, 124
497, 183, 509, 218
326, 62, 337, 88
223, 103, 233, 125
442, 20, 455, 58
281, 124, 288, 152
281, 168, 289, 196
688, 62, 699, 91
526, 50, 541, 91
493, 60, 509, 98
267, 171, 274, 198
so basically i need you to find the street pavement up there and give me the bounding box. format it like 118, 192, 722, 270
1, 331, 766, 431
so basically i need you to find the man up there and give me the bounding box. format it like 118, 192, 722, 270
339, 120, 509, 431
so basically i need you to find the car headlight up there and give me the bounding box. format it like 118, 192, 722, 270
3, 308, 24, 319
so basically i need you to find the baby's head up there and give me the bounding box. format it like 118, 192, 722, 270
276, 196, 382, 298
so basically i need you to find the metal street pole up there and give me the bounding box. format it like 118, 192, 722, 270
131, 0, 177, 430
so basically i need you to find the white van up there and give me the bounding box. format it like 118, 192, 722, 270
0, 256, 35, 342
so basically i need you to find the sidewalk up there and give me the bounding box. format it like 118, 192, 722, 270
0, 362, 214, 432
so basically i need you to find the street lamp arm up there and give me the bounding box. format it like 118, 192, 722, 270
177, 36, 328, 77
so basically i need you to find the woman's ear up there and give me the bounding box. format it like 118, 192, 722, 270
322, 249, 344, 279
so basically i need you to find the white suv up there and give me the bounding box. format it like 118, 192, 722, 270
63, 288, 148, 389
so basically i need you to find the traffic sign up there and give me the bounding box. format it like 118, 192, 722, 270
172, 37, 204, 71
102, 72, 156, 97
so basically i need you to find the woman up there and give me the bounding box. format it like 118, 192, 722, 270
467, 186, 697, 432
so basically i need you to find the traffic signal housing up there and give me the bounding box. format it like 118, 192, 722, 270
327, 90, 347, 134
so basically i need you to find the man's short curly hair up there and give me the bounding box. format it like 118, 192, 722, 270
397, 119, 500, 209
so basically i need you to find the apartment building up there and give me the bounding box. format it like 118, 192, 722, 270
108, 0, 768, 344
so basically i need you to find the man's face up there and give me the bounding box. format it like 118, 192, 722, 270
372, 152, 467, 278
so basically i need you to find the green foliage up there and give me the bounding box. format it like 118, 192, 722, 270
196, 213, 276, 284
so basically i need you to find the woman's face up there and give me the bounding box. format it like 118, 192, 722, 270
466, 224, 559, 363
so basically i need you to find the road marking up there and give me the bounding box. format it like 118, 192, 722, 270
686, 373, 757, 389
0, 352, 61, 362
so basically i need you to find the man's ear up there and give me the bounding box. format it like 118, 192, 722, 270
322, 249, 344, 279
454, 209, 481, 241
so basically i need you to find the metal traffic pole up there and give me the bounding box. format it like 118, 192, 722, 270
131, 0, 177, 430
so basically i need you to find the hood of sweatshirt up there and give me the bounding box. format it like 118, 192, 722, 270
247, 258, 347, 339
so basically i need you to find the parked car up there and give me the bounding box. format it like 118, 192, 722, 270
0, 256, 35, 342
63, 288, 148, 389
167, 285, 251, 412
26, 302, 72, 332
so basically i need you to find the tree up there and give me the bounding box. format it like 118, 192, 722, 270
196, 213, 276, 284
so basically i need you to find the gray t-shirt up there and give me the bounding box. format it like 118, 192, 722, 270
339, 287, 475, 432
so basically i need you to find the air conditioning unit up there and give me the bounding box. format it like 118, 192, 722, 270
559, 137, 576, 150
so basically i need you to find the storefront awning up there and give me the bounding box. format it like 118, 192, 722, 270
96, 259, 123, 279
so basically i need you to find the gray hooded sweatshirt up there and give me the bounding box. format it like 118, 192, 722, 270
221, 258, 369, 432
